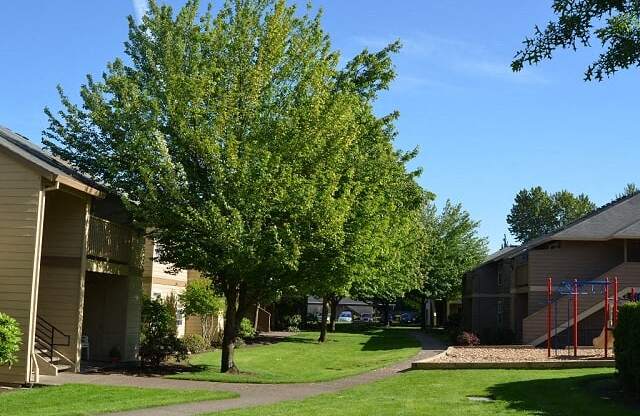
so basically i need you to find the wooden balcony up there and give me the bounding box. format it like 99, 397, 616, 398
86, 216, 143, 275
88, 216, 132, 264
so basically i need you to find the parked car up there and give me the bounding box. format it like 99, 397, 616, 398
337, 311, 353, 323
361, 313, 373, 323
400, 312, 418, 324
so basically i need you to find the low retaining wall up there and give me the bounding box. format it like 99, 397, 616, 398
411, 347, 615, 370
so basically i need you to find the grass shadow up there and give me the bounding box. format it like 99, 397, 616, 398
359, 327, 420, 352
487, 373, 639, 415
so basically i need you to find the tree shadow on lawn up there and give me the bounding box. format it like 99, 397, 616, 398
487, 373, 640, 415
359, 328, 421, 352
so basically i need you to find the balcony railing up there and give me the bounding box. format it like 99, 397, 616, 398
87, 216, 132, 264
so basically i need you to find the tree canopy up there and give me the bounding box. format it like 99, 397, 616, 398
294, 42, 426, 340
419, 200, 488, 301
512, 1, 640, 80
43, 0, 423, 368
507, 187, 596, 243
618, 183, 639, 198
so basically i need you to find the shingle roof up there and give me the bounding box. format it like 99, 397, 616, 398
0, 125, 105, 196
482, 192, 640, 266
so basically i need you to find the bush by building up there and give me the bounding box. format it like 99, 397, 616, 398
0, 312, 22, 367
614, 302, 640, 397
140, 297, 186, 367
182, 334, 209, 354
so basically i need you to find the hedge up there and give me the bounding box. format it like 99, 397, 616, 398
614, 302, 640, 397
0, 312, 22, 367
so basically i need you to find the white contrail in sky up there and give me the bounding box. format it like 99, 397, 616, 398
132, 0, 149, 22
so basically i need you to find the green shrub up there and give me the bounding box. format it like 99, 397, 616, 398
183, 334, 209, 354
140, 297, 186, 367
238, 318, 256, 340
283, 314, 302, 332
0, 312, 22, 367
179, 279, 225, 345
614, 302, 640, 397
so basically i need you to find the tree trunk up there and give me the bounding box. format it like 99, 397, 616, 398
201, 314, 213, 346
329, 296, 340, 332
383, 303, 390, 327
420, 296, 428, 330
221, 285, 240, 374
318, 298, 329, 342
442, 298, 448, 326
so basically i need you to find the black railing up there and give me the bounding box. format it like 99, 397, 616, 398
34, 315, 70, 362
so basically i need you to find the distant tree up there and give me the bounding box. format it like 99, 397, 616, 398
618, 183, 639, 198
512, 1, 640, 80
507, 187, 558, 243
349, 193, 428, 328
295, 42, 426, 341
180, 278, 225, 345
418, 201, 488, 326
553, 190, 596, 226
507, 187, 596, 242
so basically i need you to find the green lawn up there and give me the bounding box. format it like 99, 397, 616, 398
0, 384, 237, 416
211, 369, 636, 416
169, 327, 420, 383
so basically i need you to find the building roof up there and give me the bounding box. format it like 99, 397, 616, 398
307, 296, 371, 306
0, 125, 105, 197
480, 192, 640, 266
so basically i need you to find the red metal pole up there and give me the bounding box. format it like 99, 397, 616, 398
604, 278, 609, 359
573, 279, 579, 357
547, 277, 552, 358
614, 277, 619, 325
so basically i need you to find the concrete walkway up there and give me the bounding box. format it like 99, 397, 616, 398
40, 331, 445, 416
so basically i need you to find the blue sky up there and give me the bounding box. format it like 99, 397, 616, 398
1, 1, 638, 251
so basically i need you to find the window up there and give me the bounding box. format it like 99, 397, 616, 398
628, 240, 640, 262
497, 269, 503, 287
497, 300, 504, 325
176, 309, 184, 326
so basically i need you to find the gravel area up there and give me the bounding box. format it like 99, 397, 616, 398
433, 347, 614, 363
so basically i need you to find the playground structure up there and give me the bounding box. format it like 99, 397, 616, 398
545, 276, 637, 359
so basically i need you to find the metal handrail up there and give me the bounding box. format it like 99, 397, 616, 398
35, 315, 70, 362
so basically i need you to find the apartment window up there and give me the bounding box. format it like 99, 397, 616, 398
497, 269, 503, 287
628, 240, 640, 262
176, 309, 184, 326
497, 300, 504, 325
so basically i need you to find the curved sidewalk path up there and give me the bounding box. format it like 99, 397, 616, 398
42, 331, 445, 416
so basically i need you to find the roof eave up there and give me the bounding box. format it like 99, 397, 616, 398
55, 175, 105, 198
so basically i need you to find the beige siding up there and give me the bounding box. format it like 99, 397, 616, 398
528, 240, 624, 290
523, 262, 640, 344
0, 150, 43, 384
122, 271, 142, 361
37, 191, 88, 366
142, 239, 187, 293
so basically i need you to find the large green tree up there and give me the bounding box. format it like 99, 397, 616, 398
507, 187, 596, 243
296, 43, 426, 341
44, 0, 390, 372
512, 1, 640, 80
418, 201, 488, 326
